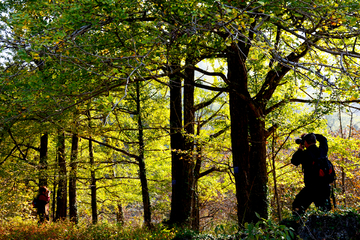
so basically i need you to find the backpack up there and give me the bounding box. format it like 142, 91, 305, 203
313, 156, 336, 184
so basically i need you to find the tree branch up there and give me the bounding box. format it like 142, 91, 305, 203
79, 135, 139, 160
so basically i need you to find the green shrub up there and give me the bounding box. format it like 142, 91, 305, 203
172, 214, 297, 240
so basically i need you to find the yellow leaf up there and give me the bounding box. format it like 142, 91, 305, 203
350, 96, 358, 101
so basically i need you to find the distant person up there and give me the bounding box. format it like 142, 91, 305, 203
34, 186, 50, 223
291, 133, 332, 216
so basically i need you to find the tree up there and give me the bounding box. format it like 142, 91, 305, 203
2, 0, 360, 228
154, 0, 360, 225
69, 133, 79, 223
135, 81, 151, 227
55, 131, 67, 221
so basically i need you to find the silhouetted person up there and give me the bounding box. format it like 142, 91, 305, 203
291, 133, 331, 216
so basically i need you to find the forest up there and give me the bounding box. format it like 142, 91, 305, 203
1, 0, 360, 238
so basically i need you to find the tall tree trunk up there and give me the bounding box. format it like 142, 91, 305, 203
136, 81, 152, 227
248, 115, 268, 220
39, 133, 48, 187
227, 43, 268, 225
271, 132, 282, 221
192, 149, 202, 230
55, 131, 67, 221
87, 109, 98, 224
52, 175, 57, 221
69, 133, 78, 223
169, 68, 189, 226
184, 65, 198, 229
89, 137, 98, 224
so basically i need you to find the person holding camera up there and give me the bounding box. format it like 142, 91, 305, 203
291, 133, 332, 216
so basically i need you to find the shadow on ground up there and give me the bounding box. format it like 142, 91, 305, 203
281, 211, 360, 240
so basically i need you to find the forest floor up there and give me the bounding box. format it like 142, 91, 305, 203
1, 211, 360, 240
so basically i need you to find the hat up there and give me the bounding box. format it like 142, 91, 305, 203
303, 133, 316, 144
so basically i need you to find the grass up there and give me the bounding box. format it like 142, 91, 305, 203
6, 210, 358, 240
0, 217, 297, 240
0, 220, 177, 240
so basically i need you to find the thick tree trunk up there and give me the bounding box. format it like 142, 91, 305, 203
169, 69, 189, 226
227, 44, 268, 225
39, 133, 48, 187
55, 131, 67, 221
248, 116, 268, 220
136, 81, 152, 227
69, 133, 78, 223
169, 62, 211, 228
89, 137, 98, 224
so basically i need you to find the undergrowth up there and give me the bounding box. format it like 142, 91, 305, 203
0, 217, 296, 240
0, 220, 177, 240
2, 209, 359, 240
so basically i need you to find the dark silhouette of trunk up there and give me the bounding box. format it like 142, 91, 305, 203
338, 108, 347, 206
169, 62, 222, 228
169, 67, 189, 226
39, 133, 48, 187
192, 151, 202, 230
52, 175, 57, 221
89, 136, 98, 224
192, 116, 206, 230
55, 131, 67, 221
227, 34, 310, 224
271, 132, 282, 221
136, 81, 152, 227
69, 133, 78, 223
184, 65, 198, 229
227, 43, 268, 224
87, 110, 98, 224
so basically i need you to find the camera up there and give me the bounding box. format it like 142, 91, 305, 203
295, 137, 304, 145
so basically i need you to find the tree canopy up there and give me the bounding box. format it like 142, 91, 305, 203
1, 0, 360, 229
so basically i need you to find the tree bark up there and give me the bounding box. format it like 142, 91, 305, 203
87, 109, 98, 224
271, 132, 282, 221
39, 133, 48, 187
136, 81, 152, 227
52, 175, 57, 221
169, 61, 219, 228
55, 131, 67, 221
248, 113, 268, 221
169, 68, 189, 226
227, 43, 268, 224
184, 65, 199, 230
69, 133, 78, 223
116, 204, 124, 225
89, 137, 98, 224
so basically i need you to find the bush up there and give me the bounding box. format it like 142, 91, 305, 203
172, 215, 296, 240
